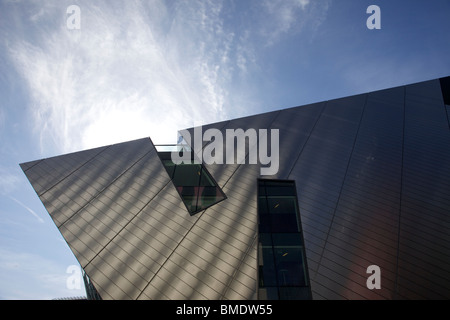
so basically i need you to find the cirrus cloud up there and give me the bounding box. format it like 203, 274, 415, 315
6, 0, 236, 154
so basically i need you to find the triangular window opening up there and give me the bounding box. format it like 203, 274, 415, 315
156, 145, 226, 215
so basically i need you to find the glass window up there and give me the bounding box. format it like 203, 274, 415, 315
157, 149, 226, 215
197, 186, 222, 210
267, 197, 298, 214
258, 196, 269, 214
279, 287, 312, 300
265, 185, 297, 197
172, 164, 202, 186
258, 214, 271, 233
257, 179, 311, 300
199, 168, 215, 186
272, 233, 306, 287
162, 160, 175, 179
269, 215, 299, 233
439, 76, 450, 105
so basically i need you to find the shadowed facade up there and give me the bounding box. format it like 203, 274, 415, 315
21, 77, 450, 299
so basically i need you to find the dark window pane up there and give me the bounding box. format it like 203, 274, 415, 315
279, 287, 311, 300
271, 233, 303, 246
272, 233, 306, 286
274, 246, 306, 286
197, 187, 224, 210
259, 233, 272, 246
172, 164, 201, 186
265, 287, 279, 300
260, 246, 277, 287
258, 197, 269, 215
199, 168, 215, 186
264, 180, 294, 188
265, 185, 296, 196
178, 186, 195, 196
440, 76, 450, 104
257, 180, 311, 299
158, 150, 226, 215
181, 196, 197, 212
267, 197, 298, 215
259, 214, 271, 233
177, 186, 197, 211
258, 185, 266, 196
162, 160, 175, 178
270, 214, 299, 233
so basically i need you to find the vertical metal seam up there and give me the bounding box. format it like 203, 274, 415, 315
287, 102, 328, 179
136, 186, 205, 300
220, 110, 283, 299
313, 94, 369, 284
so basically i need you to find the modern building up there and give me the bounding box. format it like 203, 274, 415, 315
21, 76, 450, 300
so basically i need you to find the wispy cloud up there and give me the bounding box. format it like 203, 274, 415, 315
0, 167, 21, 195
3, 0, 334, 155
5, 0, 237, 154
259, 0, 330, 46
8, 196, 44, 224
261, 0, 309, 38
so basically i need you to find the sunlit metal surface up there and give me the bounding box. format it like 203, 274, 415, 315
21, 77, 450, 299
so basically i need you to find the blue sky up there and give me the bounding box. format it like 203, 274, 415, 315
1, 0, 450, 299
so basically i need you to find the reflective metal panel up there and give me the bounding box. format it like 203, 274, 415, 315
21, 77, 450, 300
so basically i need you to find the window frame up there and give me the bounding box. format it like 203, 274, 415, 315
257, 178, 312, 300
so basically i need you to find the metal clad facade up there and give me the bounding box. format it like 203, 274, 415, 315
21, 78, 450, 299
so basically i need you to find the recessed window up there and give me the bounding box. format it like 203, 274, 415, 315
440, 76, 450, 105
258, 179, 311, 300
156, 145, 226, 215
